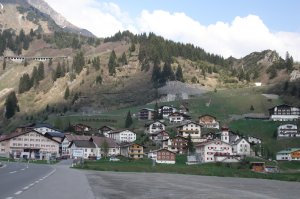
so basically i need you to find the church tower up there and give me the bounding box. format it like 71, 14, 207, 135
221, 125, 229, 143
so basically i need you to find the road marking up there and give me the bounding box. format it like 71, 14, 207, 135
29, 183, 35, 186
9, 171, 17, 174
15, 191, 22, 195
23, 186, 30, 190
5, 197, 13, 199
35, 180, 39, 183
21, 168, 25, 171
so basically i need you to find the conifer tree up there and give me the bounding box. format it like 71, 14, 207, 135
2, 59, 6, 70
121, 52, 128, 65
175, 65, 184, 82
64, 86, 70, 100
187, 134, 195, 154
37, 62, 44, 81
5, 91, 19, 119
125, 110, 133, 128
108, 50, 117, 75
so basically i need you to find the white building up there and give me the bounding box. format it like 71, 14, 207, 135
107, 129, 136, 143
198, 115, 220, 129
195, 140, 234, 163
247, 136, 262, 145
145, 121, 166, 134
69, 139, 97, 159
159, 105, 177, 118
231, 138, 251, 156
0, 129, 60, 159
33, 123, 61, 135
277, 124, 299, 138
168, 112, 184, 123
62, 134, 91, 157
269, 104, 300, 121
276, 148, 300, 161
176, 121, 203, 143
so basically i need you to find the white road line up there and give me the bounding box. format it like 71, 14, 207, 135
23, 186, 30, 190
9, 171, 17, 174
5, 197, 13, 199
14, 191, 22, 195
29, 183, 34, 186
21, 168, 25, 171
35, 180, 39, 183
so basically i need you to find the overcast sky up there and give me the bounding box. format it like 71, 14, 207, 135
44, 0, 300, 60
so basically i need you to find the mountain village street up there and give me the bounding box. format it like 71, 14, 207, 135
1, 160, 300, 199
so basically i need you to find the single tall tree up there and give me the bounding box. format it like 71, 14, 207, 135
175, 65, 184, 82
5, 91, 19, 119
125, 110, 133, 128
64, 86, 70, 100
101, 139, 109, 158
187, 134, 195, 154
108, 50, 117, 75
3, 59, 6, 70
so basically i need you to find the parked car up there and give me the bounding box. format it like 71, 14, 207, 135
109, 157, 120, 162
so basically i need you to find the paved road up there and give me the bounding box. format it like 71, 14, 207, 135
16, 160, 94, 199
2, 161, 300, 199
87, 172, 300, 199
0, 161, 53, 199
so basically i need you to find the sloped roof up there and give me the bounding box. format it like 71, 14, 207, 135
0, 129, 60, 144
92, 136, 118, 148
195, 139, 232, 147
151, 130, 170, 136
64, 133, 91, 142
268, 104, 297, 110
277, 148, 300, 154
176, 121, 201, 128
199, 114, 217, 119
45, 132, 65, 138
144, 121, 166, 127
119, 142, 143, 148
109, 129, 135, 134
71, 140, 96, 148
98, 125, 115, 131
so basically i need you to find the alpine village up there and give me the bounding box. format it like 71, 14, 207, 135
1, 0, 300, 182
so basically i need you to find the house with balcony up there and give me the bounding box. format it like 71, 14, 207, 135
198, 114, 220, 129
195, 140, 237, 163
277, 124, 299, 138
156, 149, 176, 164
120, 143, 144, 159
138, 108, 156, 120
0, 129, 60, 159
149, 130, 170, 142
106, 129, 136, 143
276, 148, 300, 161
145, 121, 166, 134
162, 135, 187, 154
168, 112, 191, 124
269, 104, 300, 121
159, 105, 177, 118
176, 121, 203, 143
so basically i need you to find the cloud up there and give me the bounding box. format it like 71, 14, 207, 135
45, 0, 131, 37
45, 0, 300, 60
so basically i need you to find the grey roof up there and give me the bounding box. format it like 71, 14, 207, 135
72, 140, 96, 148
45, 132, 65, 138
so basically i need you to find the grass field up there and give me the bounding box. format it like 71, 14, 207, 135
75, 156, 300, 182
